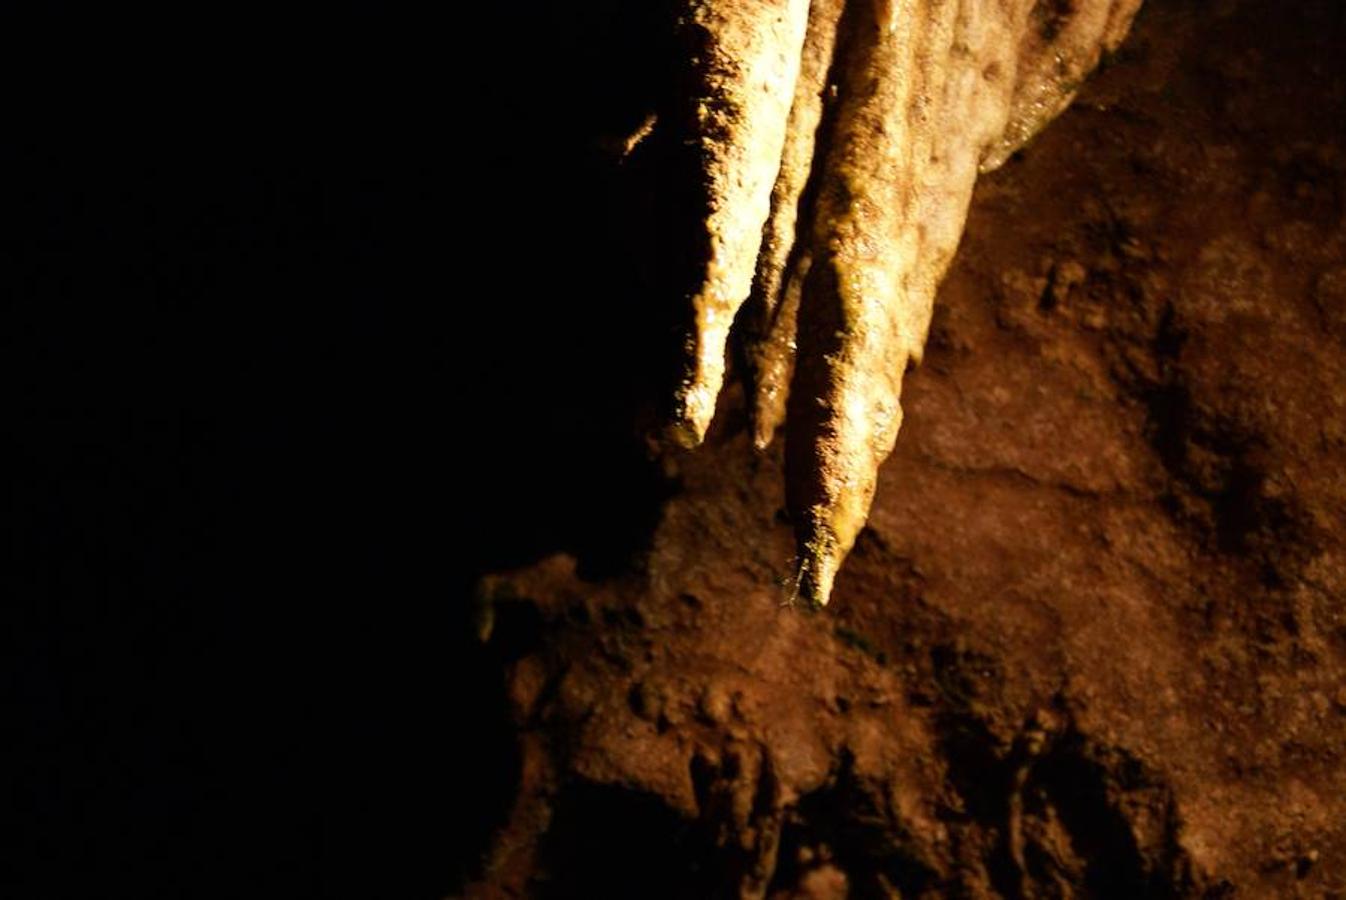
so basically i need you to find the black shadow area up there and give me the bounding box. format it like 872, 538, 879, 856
6, 4, 676, 898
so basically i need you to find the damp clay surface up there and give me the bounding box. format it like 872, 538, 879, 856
465, 0, 1346, 896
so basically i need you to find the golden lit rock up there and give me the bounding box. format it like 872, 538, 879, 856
670, 0, 1142, 604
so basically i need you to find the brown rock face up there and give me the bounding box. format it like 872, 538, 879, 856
465, 0, 1346, 896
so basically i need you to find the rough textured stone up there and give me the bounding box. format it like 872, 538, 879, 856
465, 0, 1346, 895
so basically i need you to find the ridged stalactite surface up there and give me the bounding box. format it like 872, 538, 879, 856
667, 0, 1142, 604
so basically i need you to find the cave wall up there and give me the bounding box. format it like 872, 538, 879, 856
466, 0, 1346, 896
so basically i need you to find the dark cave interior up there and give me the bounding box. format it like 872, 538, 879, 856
9, 1, 1346, 897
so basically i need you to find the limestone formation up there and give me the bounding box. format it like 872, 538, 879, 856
667, 0, 1142, 605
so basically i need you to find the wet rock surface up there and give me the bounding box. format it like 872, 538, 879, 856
465, 1, 1346, 896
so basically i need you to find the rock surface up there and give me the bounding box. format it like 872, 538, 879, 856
466, 0, 1346, 895
666, 0, 1143, 606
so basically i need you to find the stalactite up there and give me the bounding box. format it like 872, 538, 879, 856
667, 0, 812, 447
667, 0, 1143, 605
